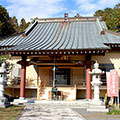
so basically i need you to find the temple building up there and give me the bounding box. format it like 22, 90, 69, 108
0, 14, 120, 100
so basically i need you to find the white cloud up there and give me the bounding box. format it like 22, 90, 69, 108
73, 0, 120, 16
3, 0, 120, 22
6, 0, 65, 22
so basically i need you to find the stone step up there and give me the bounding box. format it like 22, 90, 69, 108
13, 99, 91, 107
87, 108, 109, 112
34, 101, 90, 107
89, 105, 106, 109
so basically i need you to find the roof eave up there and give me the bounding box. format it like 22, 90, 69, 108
0, 48, 110, 56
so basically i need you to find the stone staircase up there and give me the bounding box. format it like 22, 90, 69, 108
13, 99, 91, 108
35, 100, 90, 108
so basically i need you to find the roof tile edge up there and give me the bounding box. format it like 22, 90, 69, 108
96, 18, 105, 35
24, 21, 38, 36
32, 16, 96, 23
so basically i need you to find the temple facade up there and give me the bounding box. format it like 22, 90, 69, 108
0, 15, 120, 100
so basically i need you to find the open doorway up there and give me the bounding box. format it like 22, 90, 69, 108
76, 89, 86, 99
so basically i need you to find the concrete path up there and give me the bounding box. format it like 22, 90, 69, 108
17, 103, 85, 120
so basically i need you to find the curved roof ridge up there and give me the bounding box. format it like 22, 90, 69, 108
104, 29, 120, 36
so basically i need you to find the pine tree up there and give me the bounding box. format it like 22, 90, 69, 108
18, 18, 30, 32
94, 3, 120, 32
0, 5, 16, 37
12, 16, 19, 32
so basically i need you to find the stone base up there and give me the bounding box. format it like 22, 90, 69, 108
13, 98, 28, 105
90, 99, 103, 106
19, 97, 25, 100
0, 97, 10, 108
87, 99, 109, 112
87, 106, 109, 112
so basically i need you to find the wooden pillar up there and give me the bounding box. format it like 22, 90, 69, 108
19, 56, 27, 99
86, 61, 92, 99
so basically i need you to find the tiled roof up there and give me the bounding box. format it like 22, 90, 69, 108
0, 17, 119, 52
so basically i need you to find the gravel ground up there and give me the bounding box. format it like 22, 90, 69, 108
72, 108, 120, 120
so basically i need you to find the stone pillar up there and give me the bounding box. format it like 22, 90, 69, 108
86, 61, 91, 99
20, 64, 26, 99
19, 56, 27, 99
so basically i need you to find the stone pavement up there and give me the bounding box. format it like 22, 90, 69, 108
17, 103, 85, 120
73, 108, 120, 120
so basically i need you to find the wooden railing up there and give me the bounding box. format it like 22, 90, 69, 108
76, 81, 86, 87
6, 77, 37, 88
76, 80, 120, 88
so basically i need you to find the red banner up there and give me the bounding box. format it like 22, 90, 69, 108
106, 72, 111, 97
106, 70, 119, 97
110, 70, 118, 97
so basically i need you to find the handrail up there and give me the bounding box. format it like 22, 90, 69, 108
6, 78, 38, 87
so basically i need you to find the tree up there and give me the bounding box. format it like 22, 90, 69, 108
0, 5, 30, 36
113, 3, 120, 32
94, 3, 120, 32
21, 18, 26, 27
12, 16, 19, 32
0, 5, 16, 37
0, 55, 10, 69
18, 18, 30, 32
94, 10, 105, 18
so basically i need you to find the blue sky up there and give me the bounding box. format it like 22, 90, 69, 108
0, 0, 120, 22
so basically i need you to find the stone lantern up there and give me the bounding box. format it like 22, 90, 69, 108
0, 62, 8, 107
87, 61, 108, 112
90, 61, 104, 103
